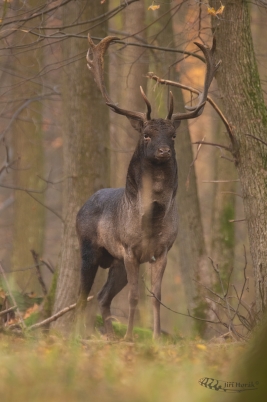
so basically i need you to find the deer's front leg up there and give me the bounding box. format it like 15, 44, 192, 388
150, 253, 167, 339
124, 256, 139, 341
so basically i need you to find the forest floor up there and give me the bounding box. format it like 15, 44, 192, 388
0, 331, 246, 402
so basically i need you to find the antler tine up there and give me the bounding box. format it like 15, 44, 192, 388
86, 35, 118, 103
140, 86, 151, 120
167, 91, 174, 120
87, 35, 148, 122
171, 37, 221, 122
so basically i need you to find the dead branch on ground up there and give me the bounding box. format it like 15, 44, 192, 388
27, 296, 94, 332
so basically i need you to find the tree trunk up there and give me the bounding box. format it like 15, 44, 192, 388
10, 0, 45, 294
165, 4, 211, 335
108, 0, 148, 327
210, 120, 237, 289
52, 2, 110, 333
209, 0, 267, 315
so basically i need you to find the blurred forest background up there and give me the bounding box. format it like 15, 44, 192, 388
0, 0, 267, 341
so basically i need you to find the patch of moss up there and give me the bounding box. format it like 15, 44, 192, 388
95, 315, 178, 343
42, 270, 58, 319
192, 299, 209, 338
220, 203, 235, 251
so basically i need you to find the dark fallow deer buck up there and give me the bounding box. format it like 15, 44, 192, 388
76, 35, 220, 340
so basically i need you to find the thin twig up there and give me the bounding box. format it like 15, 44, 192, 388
146, 73, 234, 142
143, 278, 222, 325
0, 306, 17, 317
27, 296, 93, 331
221, 191, 243, 198
225, 266, 234, 298
30, 250, 47, 296
231, 247, 248, 323
39, 259, 54, 274
0, 183, 46, 194
26, 191, 64, 222
192, 141, 231, 152
246, 134, 267, 147
186, 136, 205, 189
229, 219, 246, 223
202, 180, 240, 183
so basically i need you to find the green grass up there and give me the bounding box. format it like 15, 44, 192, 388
0, 331, 245, 402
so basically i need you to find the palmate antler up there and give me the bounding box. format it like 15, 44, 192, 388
168, 39, 221, 122
86, 35, 151, 122
86, 35, 220, 123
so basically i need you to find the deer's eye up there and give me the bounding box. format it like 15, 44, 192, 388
144, 134, 150, 140
172, 134, 176, 140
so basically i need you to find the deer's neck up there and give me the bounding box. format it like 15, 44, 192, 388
125, 152, 178, 209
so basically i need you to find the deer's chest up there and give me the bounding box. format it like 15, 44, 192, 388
129, 202, 178, 263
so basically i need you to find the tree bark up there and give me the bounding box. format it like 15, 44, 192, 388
209, 0, 267, 314
168, 4, 211, 335
10, 0, 45, 294
108, 0, 148, 327
52, 1, 110, 333
210, 120, 237, 288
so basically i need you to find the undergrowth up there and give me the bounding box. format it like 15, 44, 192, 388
0, 330, 245, 402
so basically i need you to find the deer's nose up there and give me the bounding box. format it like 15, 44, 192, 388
157, 146, 171, 158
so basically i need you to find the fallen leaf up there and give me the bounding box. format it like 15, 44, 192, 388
196, 344, 207, 351
24, 303, 39, 319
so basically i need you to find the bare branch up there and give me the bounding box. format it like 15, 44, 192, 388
30, 250, 47, 296
26, 191, 64, 222
229, 218, 246, 223
186, 136, 205, 189
0, 182, 46, 193
39, 259, 54, 274
0, 306, 17, 318
231, 247, 248, 322
221, 191, 243, 198
246, 133, 267, 147
192, 140, 231, 152
142, 277, 222, 325
202, 179, 240, 183
147, 73, 234, 143
27, 296, 94, 331
0, 93, 59, 141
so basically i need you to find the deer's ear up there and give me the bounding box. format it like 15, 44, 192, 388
127, 117, 144, 132
172, 119, 181, 130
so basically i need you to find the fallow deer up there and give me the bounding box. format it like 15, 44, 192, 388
76, 36, 219, 340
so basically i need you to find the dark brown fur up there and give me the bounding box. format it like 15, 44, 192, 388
76, 36, 219, 340
76, 119, 179, 340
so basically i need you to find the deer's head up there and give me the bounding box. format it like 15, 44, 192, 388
86, 35, 220, 165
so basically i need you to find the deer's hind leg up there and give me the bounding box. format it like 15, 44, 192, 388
76, 238, 100, 311
98, 260, 128, 339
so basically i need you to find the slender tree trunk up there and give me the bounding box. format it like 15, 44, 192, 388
11, 0, 45, 294
108, 0, 148, 327
52, 2, 110, 333
210, 120, 237, 288
168, 4, 211, 335
209, 0, 267, 315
